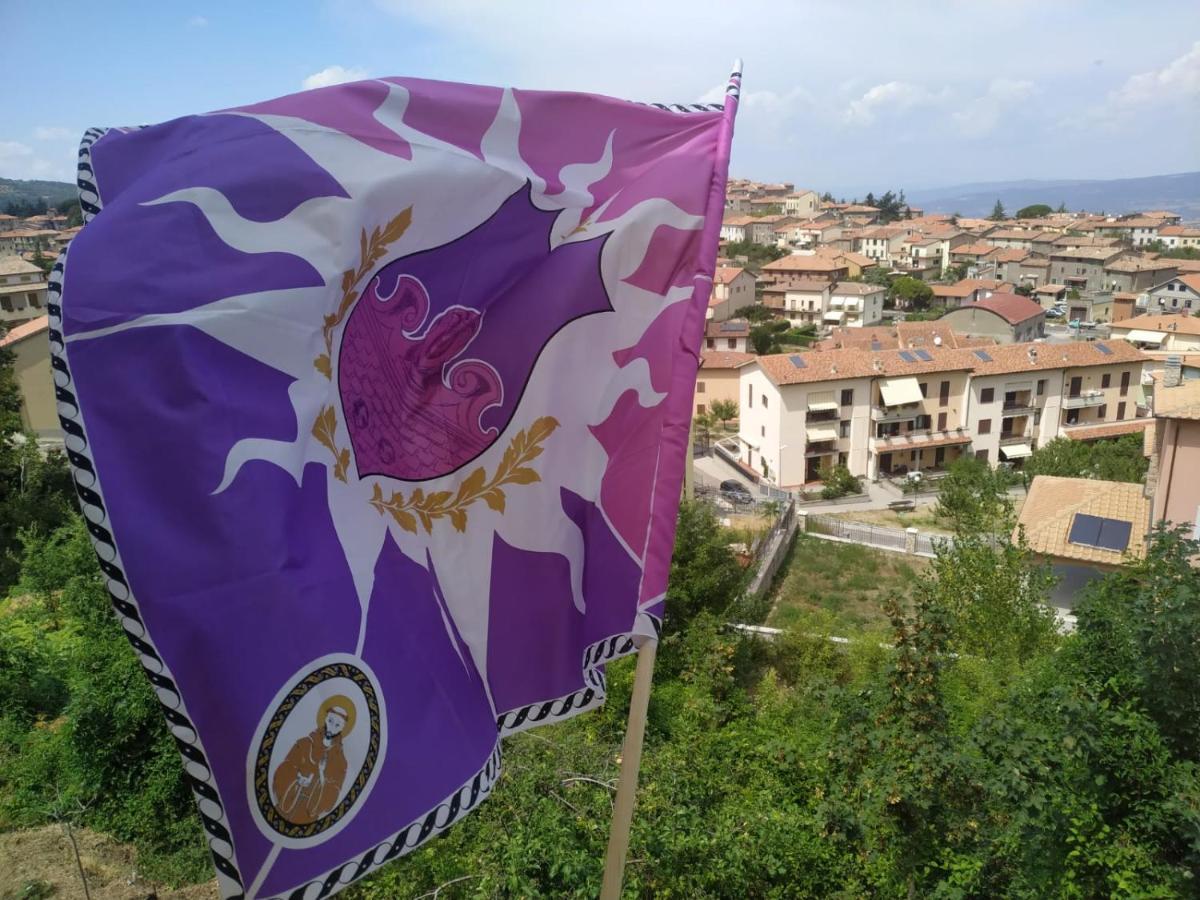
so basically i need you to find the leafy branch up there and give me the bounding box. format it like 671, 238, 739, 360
314, 207, 413, 378
311, 405, 351, 482
370, 416, 559, 534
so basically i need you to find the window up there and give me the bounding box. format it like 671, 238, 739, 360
761, 425, 765, 437
939, 380, 950, 406
1037, 379, 1045, 396
696, 404, 705, 414
978, 418, 992, 434
762, 394, 768, 408
748, 384, 753, 408
706, 338, 715, 349
919, 382, 928, 398
1120, 371, 1130, 396
1117, 401, 1126, 419
981, 387, 994, 403
915, 414, 931, 430
1101, 373, 1111, 388
840, 421, 850, 438
976, 449, 989, 462
1067, 409, 1080, 425
727, 338, 737, 349
1098, 404, 1107, 419
1034, 410, 1042, 425
937, 412, 947, 430
841, 388, 854, 406
696, 382, 706, 394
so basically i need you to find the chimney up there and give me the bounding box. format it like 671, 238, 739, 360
1164, 355, 1183, 389
1028, 347, 1038, 362
933, 334, 943, 347
873, 358, 883, 372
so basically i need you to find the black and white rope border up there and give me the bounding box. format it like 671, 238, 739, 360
641, 64, 740, 113
496, 612, 663, 736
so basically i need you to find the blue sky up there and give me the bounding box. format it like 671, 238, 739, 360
4, 1, 1198, 193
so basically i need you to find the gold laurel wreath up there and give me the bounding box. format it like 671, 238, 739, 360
313, 208, 413, 380
369, 417, 559, 534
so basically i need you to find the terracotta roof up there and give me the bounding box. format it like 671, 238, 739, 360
931, 278, 1005, 298
700, 350, 756, 370
1106, 257, 1176, 273
1061, 419, 1152, 441
0, 257, 43, 276
761, 278, 831, 293
713, 265, 749, 285
991, 248, 1030, 262
1111, 312, 1200, 337
1034, 283, 1067, 294
1050, 247, 1125, 261
895, 321, 963, 349
1158, 225, 1200, 237
0, 315, 49, 347
958, 292, 1045, 325
722, 215, 757, 226
761, 256, 844, 273
706, 318, 750, 338
755, 346, 975, 386
1154, 378, 1200, 420
873, 431, 973, 451
1174, 260, 1200, 273
986, 229, 1038, 241
1017, 476, 1149, 565
833, 281, 885, 295
965, 339, 1147, 376
951, 241, 1000, 257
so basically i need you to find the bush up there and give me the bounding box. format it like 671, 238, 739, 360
817, 464, 861, 500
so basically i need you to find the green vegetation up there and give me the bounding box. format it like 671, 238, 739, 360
749, 319, 817, 355
934, 455, 1020, 537
733, 303, 775, 323
708, 398, 737, 428
859, 190, 912, 224
0, 178, 77, 217
1016, 203, 1054, 219
720, 240, 788, 271
890, 275, 934, 310
1142, 240, 1200, 260
1024, 433, 1149, 484
989, 199, 1007, 221
816, 463, 861, 500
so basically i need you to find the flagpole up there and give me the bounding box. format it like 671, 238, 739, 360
599, 635, 658, 900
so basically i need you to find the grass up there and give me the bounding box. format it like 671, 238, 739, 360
832, 506, 955, 535
767, 533, 927, 632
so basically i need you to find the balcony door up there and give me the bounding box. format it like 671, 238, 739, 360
1068, 376, 1082, 398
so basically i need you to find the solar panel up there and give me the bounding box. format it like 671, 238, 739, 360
789, 354, 807, 369
914, 349, 933, 361
720, 321, 745, 332
870, 339, 882, 350
973, 349, 993, 362
1068, 513, 1132, 551
898, 350, 916, 362
1094, 342, 1113, 355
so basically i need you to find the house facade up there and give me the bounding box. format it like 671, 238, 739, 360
0, 316, 58, 440
1049, 248, 1126, 295
1143, 274, 1200, 316
707, 266, 756, 322
696, 351, 755, 418
0, 257, 49, 326
704, 318, 751, 352
939, 293, 1046, 344
829, 282, 885, 328
1147, 378, 1200, 537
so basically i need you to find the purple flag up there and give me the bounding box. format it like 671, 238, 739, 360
51, 69, 738, 898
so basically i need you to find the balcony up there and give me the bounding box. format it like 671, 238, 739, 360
1063, 390, 1106, 409
804, 441, 838, 458
999, 433, 1031, 446
871, 427, 971, 452
871, 404, 921, 424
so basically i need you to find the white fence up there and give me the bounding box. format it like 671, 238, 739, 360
802, 512, 948, 559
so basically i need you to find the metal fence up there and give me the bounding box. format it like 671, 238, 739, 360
805, 514, 911, 553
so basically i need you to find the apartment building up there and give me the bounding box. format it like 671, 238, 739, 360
759, 254, 849, 287
0, 257, 49, 326
704, 318, 751, 352
760, 279, 832, 326
1103, 257, 1177, 294
696, 350, 755, 417
707, 266, 756, 322
829, 282, 885, 328
782, 190, 820, 218
1157, 225, 1200, 250
1143, 273, 1200, 315
735, 339, 1148, 488
1049, 247, 1126, 294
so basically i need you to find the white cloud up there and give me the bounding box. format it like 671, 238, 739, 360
32, 126, 73, 141
953, 78, 1036, 137
187, 15, 208, 28
843, 81, 947, 126
302, 65, 370, 90
1110, 40, 1200, 109
0, 140, 72, 180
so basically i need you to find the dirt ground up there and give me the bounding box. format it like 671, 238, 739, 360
832, 493, 1026, 536
0, 827, 218, 900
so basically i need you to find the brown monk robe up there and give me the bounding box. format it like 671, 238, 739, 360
272, 709, 350, 824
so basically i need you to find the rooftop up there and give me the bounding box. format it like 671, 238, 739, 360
1061, 419, 1153, 441
1111, 312, 1200, 338
713, 265, 749, 285
1017, 476, 1149, 565
960, 292, 1045, 325
700, 350, 756, 370
0, 315, 49, 348
1154, 378, 1200, 421
0, 257, 44, 277
706, 318, 751, 338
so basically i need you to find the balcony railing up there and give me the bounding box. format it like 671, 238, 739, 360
871, 405, 922, 424
1063, 390, 1106, 409
1001, 401, 1035, 416
999, 434, 1030, 446
804, 444, 838, 458
870, 427, 970, 450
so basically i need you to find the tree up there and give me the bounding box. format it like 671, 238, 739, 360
1023, 434, 1147, 484
817, 464, 861, 499
709, 399, 738, 429
1066, 287, 1081, 300
1014, 283, 1034, 297
933, 455, 1016, 538
692, 412, 714, 453
1016, 204, 1053, 219
1056, 201, 1068, 213
989, 199, 1007, 221
734, 303, 776, 323
890, 276, 934, 310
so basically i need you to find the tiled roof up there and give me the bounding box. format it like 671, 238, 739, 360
1111, 312, 1200, 337
722, 215, 757, 227
931, 278, 1006, 298
960, 292, 1045, 325
714, 265, 749, 285
0, 315, 49, 347
705, 318, 750, 338
1035, 283, 1067, 294
1061, 419, 1152, 441
700, 350, 756, 370
761, 256, 844, 273
951, 241, 1000, 257
1050, 247, 1125, 261
0, 257, 43, 276
1106, 257, 1176, 273
965, 339, 1147, 376
833, 281, 885, 295
1158, 225, 1200, 237
1154, 378, 1200, 420
755, 346, 975, 386
1017, 476, 1149, 565
761, 278, 831, 292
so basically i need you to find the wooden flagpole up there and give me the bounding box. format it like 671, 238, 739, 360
599, 636, 658, 899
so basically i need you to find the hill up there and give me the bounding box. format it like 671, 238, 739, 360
907, 171, 1200, 219
0, 177, 76, 214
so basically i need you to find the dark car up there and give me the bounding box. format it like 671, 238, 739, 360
719, 480, 754, 503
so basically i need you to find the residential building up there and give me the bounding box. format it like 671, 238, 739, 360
0, 214, 20, 233
1048, 247, 1126, 294
1103, 257, 1176, 294
1156, 225, 1200, 250
1146, 377, 1200, 537
707, 266, 756, 322
695, 350, 755, 417
761, 279, 832, 326
751, 215, 793, 245
1110, 313, 1200, 354
1017, 476, 1151, 608
1033, 284, 1067, 308
829, 282, 885, 328
1112, 292, 1138, 322
983, 228, 1037, 250
929, 278, 1009, 310
939, 293, 1046, 344
782, 190, 820, 218
0, 257, 49, 325
704, 318, 751, 352
736, 338, 1148, 488
759, 254, 849, 287
858, 226, 910, 266
0, 230, 59, 256
720, 215, 755, 243
1143, 273, 1200, 315
0, 316, 59, 440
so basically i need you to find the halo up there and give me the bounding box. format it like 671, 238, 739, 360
316, 694, 357, 738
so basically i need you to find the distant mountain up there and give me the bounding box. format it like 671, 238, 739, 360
0, 177, 76, 214
906, 172, 1200, 220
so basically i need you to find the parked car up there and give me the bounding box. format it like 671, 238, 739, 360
719, 480, 754, 503
1045, 307, 1063, 318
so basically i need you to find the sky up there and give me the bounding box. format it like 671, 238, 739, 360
3, 1, 1199, 194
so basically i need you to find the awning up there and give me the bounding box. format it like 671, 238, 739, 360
1006, 381, 1033, 392
823, 310, 845, 322
829, 297, 845, 308
807, 391, 838, 412
1000, 443, 1033, 459
806, 424, 840, 442
879, 376, 923, 407
1125, 329, 1166, 345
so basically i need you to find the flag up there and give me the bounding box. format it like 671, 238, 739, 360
51, 69, 739, 898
